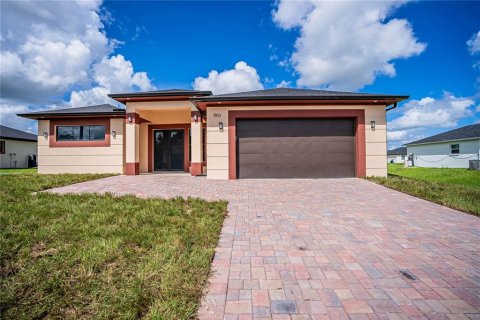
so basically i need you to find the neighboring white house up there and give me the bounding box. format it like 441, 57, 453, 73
0, 125, 37, 169
405, 123, 480, 168
387, 147, 407, 164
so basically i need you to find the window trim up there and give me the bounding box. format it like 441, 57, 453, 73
450, 143, 460, 155
49, 118, 111, 148
0, 140, 5, 154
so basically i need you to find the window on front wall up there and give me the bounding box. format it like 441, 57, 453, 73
401, 155, 405, 160
56, 125, 106, 141
450, 144, 460, 154
0, 141, 5, 154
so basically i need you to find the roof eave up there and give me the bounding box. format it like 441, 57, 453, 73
0, 136, 37, 142
108, 91, 212, 101
17, 111, 126, 120
192, 96, 408, 112
405, 136, 480, 147
191, 95, 409, 103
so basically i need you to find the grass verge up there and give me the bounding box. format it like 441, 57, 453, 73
0, 168, 37, 174
368, 164, 480, 216
0, 174, 227, 319
387, 164, 480, 191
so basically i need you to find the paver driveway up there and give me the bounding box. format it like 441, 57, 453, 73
48, 175, 480, 319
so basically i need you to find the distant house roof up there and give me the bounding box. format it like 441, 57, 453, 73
108, 89, 212, 101
18, 104, 126, 119
406, 123, 480, 146
387, 147, 407, 156
192, 88, 409, 102
0, 125, 37, 142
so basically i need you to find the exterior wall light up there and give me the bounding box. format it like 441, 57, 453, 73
371, 120, 376, 131
193, 114, 198, 122
127, 115, 133, 123
43, 132, 48, 140
112, 130, 116, 139
218, 121, 224, 131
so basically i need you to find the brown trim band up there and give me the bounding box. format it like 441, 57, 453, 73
228, 109, 366, 179
49, 118, 111, 148
147, 124, 191, 173
126, 162, 139, 175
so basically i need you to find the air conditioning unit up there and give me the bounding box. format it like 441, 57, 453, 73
469, 160, 480, 170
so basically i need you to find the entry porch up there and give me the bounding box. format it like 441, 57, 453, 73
124, 100, 205, 176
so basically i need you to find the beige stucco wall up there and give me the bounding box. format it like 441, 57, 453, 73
0, 138, 37, 168
206, 105, 387, 179
37, 118, 124, 174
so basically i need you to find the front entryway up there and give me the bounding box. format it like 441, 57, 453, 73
153, 130, 184, 171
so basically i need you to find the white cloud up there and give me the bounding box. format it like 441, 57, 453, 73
193, 61, 264, 94
276, 80, 291, 88
0, 0, 154, 131
387, 93, 476, 147
68, 87, 111, 108
0, 0, 110, 104
389, 93, 474, 131
467, 30, 480, 55
272, 1, 426, 90
67, 54, 154, 107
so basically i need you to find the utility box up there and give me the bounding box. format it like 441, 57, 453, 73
469, 160, 480, 170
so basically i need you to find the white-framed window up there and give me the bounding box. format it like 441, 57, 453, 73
450, 144, 460, 154
401, 155, 405, 160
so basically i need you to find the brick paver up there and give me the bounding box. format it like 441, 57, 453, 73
48, 175, 480, 319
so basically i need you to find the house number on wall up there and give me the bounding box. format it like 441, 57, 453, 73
213, 113, 222, 117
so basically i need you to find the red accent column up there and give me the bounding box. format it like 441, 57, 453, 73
126, 162, 139, 175
190, 162, 203, 176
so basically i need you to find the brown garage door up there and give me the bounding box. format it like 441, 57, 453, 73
236, 118, 355, 178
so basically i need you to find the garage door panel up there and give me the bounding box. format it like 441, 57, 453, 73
237, 119, 354, 137
239, 153, 355, 167
237, 118, 355, 178
239, 137, 354, 154
240, 163, 355, 178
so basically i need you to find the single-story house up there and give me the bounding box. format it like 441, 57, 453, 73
406, 123, 480, 168
387, 147, 407, 164
18, 88, 408, 179
0, 125, 37, 169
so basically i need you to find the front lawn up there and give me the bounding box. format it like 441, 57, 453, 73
387, 164, 480, 191
0, 167, 37, 174
368, 164, 480, 216
0, 174, 227, 319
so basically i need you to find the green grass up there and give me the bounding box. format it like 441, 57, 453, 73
0, 167, 37, 174
368, 164, 480, 216
0, 174, 227, 319
387, 164, 480, 191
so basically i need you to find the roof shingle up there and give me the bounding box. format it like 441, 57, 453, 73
387, 147, 407, 155
18, 104, 125, 119
108, 89, 212, 99
406, 123, 480, 146
0, 125, 37, 142
192, 88, 408, 102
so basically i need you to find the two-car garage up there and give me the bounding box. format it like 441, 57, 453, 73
236, 118, 356, 179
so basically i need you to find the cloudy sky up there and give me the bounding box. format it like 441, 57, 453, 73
1, 0, 479, 148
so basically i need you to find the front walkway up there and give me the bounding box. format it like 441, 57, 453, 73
48, 175, 480, 319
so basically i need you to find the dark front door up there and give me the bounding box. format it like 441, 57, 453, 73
236, 118, 355, 178
154, 130, 184, 171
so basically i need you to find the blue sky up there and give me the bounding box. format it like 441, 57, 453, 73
1, 1, 479, 148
